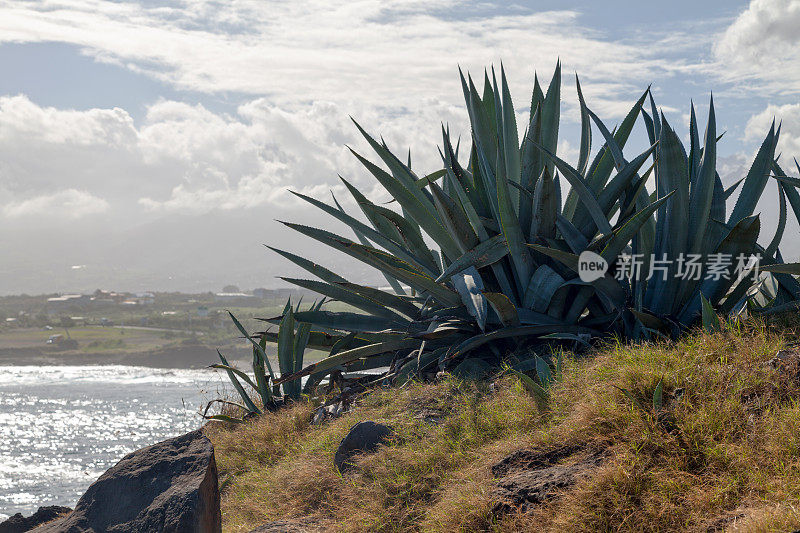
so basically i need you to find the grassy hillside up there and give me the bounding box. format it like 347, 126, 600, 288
205, 316, 800, 532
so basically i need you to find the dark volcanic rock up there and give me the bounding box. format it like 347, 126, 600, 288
0, 506, 71, 533
491, 447, 605, 514
334, 421, 393, 472
766, 348, 800, 369
413, 407, 445, 425
32, 429, 221, 533
491, 446, 582, 478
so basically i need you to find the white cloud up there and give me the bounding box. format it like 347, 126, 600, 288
0, 1, 685, 116
746, 103, 800, 165
0, 95, 136, 146
3, 189, 109, 218
0, 95, 147, 197
714, 0, 800, 94
136, 95, 469, 212
0, 93, 464, 216
716, 153, 750, 185
0, 0, 712, 220
8, 0, 797, 292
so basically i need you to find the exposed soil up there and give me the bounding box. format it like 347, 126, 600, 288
491, 445, 606, 514
248, 518, 324, 533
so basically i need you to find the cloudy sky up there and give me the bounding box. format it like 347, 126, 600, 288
0, 0, 798, 295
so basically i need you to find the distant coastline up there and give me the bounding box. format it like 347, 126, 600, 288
0, 343, 252, 369
0, 289, 318, 370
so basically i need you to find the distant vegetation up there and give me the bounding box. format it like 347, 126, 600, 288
0, 288, 317, 353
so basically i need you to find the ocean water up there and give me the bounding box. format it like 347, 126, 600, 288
0, 365, 227, 520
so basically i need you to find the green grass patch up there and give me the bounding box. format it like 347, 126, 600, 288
206, 319, 800, 532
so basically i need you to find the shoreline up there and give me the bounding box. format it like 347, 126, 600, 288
0, 343, 252, 369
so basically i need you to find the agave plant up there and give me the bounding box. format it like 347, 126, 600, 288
510, 350, 564, 404
255, 64, 653, 386
757, 157, 800, 308
206, 300, 321, 422
533, 94, 800, 336
243, 62, 800, 391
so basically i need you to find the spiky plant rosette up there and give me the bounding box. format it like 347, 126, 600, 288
241, 63, 800, 393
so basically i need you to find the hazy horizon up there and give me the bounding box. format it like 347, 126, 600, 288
2, 0, 799, 296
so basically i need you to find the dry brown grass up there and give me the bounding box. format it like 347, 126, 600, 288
206, 317, 800, 532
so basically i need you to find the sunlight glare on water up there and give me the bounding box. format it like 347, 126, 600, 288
0, 365, 227, 519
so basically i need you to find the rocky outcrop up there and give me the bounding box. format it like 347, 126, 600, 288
0, 506, 72, 533
491, 446, 605, 514
334, 421, 393, 472
32, 429, 221, 532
